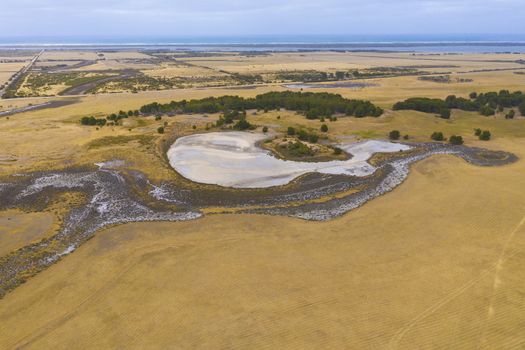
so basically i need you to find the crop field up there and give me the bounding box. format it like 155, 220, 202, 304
1, 49, 525, 349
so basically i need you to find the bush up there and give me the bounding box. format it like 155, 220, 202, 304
403, 135, 409, 140
233, 118, 253, 131
449, 135, 464, 145
480, 105, 496, 116
157, 126, 164, 134
469, 92, 477, 99
80, 116, 106, 126
333, 147, 343, 155
262, 126, 268, 133
474, 128, 482, 136
287, 127, 296, 136
520, 102, 525, 116
320, 124, 328, 132
506, 110, 515, 119
308, 134, 319, 143
479, 130, 491, 141
431, 131, 445, 141
389, 130, 401, 140
440, 108, 451, 119
297, 129, 309, 141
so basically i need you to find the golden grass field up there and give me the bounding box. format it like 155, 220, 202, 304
1, 50, 525, 349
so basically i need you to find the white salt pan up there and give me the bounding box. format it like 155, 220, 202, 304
167, 132, 410, 188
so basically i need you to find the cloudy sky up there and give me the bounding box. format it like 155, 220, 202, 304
0, 0, 523, 38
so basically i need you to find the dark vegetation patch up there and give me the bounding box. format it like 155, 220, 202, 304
87, 135, 155, 149
138, 91, 383, 119
418, 75, 473, 83
394, 90, 525, 119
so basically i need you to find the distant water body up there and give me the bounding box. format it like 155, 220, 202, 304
1, 35, 525, 53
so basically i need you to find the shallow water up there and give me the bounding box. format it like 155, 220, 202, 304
167, 132, 410, 188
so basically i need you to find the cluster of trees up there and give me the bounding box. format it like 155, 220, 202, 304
139, 91, 383, 119
475, 128, 491, 141
430, 131, 464, 145
287, 127, 319, 143
430, 131, 463, 145
282, 141, 314, 157
388, 130, 410, 141
393, 90, 525, 119
214, 110, 255, 130
80, 109, 140, 127
80, 116, 106, 126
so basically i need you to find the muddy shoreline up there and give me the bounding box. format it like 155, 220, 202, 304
0, 143, 517, 298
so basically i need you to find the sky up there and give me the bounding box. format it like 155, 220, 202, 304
0, 0, 523, 39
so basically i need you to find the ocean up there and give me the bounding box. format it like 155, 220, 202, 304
1, 35, 525, 53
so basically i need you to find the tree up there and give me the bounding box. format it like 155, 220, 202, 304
287, 127, 296, 136
333, 147, 343, 155
469, 92, 478, 99
157, 126, 164, 134
320, 124, 328, 132
262, 126, 268, 133
479, 130, 491, 141
439, 108, 451, 119
298, 129, 309, 141
389, 130, 401, 140
335, 71, 346, 80
480, 105, 496, 116
520, 102, 525, 116
449, 135, 464, 145
233, 118, 253, 131
431, 131, 445, 141
308, 134, 319, 143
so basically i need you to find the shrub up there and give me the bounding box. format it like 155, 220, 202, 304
233, 118, 253, 131
262, 126, 268, 133
320, 124, 328, 132
431, 132, 445, 141
308, 134, 319, 143
474, 128, 482, 136
480, 105, 496, 116
479, 130, 491, 141
469, 92, 477, 99
389, 130, 401, 140
298, 129, 309, 141
506, 110, 515, 119
287, 127, 296, 136
333, 147, 343, 155
439, 108, 451, 119
519, 102, 525, 116
403, 135, 409, 140
157, 126, 164, 134
449, 135, 464, 145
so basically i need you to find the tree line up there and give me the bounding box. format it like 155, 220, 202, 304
393, 90, 525, 118
138, 91, 383, 119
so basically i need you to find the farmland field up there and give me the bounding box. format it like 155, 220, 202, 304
1, 49, 525, 349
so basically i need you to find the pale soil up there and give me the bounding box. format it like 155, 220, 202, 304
1, 141, 524, 349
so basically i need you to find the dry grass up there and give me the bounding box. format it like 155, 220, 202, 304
1, 50, 525, 349
1, 139, 524, 349
0, 210, 54, 256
